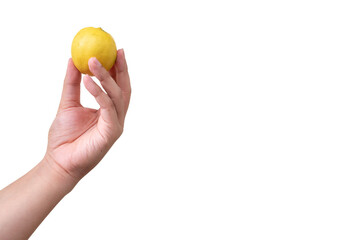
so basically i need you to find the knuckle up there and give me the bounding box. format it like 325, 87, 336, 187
96, 68, 109, 81
115, 87, 122, 97
104, 95, 113, 106
115, 124, 124, 139
122, 86, 131, 95
93, 87, 102, 97
98, 73, 107, 82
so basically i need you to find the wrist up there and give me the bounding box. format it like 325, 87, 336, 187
38, 156, 79, 195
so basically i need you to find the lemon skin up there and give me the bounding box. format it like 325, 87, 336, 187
71, 27, 117, 75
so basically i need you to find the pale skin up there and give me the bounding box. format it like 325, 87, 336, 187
0, 49, 131, 239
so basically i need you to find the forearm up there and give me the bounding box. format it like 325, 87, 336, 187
0, 158, 77, 239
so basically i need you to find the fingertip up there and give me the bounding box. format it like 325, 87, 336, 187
88, 57, 94, 69
117, 49, 125, 61
115, 48, 128, 72
88, 57, 95, 64
83, 74, 92, 83
66, 58, 81, 78
89, 57, 101, 67
83, 75, 95, 92
67, 58, 73, 69
68, 58, 76, 68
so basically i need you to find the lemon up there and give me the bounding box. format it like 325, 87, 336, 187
71, 27, 117, 75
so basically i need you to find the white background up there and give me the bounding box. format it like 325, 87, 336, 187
0, 0, 360, 239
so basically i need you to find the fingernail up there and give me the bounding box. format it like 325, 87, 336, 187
90, 57, 101, 67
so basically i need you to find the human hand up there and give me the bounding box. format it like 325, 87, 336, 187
45, 49, 131, 182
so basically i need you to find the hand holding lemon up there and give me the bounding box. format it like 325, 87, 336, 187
0, 27, 131, 240
45, 27, 131, 181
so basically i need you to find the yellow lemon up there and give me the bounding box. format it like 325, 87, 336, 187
71, 27, 117, 75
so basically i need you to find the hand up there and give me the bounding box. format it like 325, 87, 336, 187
45, 49, 131, 182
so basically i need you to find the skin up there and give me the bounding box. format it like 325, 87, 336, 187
0, 49, 131, 239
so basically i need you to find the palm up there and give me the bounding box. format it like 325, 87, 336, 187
47, 107, 111, 177
46, 51, 131, 180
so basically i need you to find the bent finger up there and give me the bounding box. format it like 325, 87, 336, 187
88, 57, 124, 119
83, 75, 117, 121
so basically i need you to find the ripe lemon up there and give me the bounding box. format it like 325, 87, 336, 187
71, 27, 117, 75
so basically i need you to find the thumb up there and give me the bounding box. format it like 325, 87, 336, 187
58, 59, 82, 111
